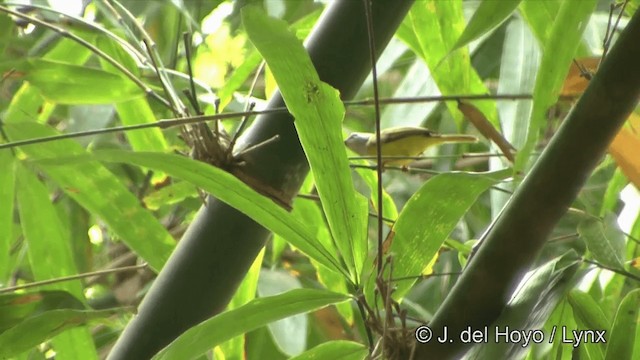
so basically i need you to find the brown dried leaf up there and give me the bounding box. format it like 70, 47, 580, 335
458, 101, 515, 163
561, 57, 600, 96
609, 113, 640, 189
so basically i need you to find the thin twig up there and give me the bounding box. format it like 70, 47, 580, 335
183, 32, 202, 115
601, 1, 629, 64
0, 94, 542, 151
0, 263, 148, 294
391, 272, 462, 282
582, 258, 640, 283
362, 0, 384, 278
227, 61, 265, 158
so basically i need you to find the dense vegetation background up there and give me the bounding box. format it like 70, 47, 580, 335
1, 0, 640, 359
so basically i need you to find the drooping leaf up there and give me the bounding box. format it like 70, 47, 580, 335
152, 289, 350, 360
517, 0, 597, 171
38, 149, 345, 276
258, 269, 306, 356
399, 0, 498, 129
242, 7, 367, 281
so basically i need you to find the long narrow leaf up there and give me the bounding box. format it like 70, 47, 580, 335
242, 7, 367, 281
42, 149, 346, 276
0, 309, 117, 358
605, 289, 640, 360
401, 0, 498, 128
153, 289, 350, 360
517, 0, 597, 170
16, 165, 97, 359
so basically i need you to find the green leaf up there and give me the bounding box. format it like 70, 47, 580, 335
568, 290, 610, 333
289, 341, 367, 360
217, 51, 263, 110
258, 269, 306, 356
400, 0, 498, 129
0, 150, 16, 282
578, 214, 626, 268
517, 0, 560, 43
287, 176, 352, 323
601, 169, 629, 217
60, 149, 345, 276
4, 122, 175, 271
242, 7, 367, 281
452, 0, 522, 52
143, 181, 199, 211
516, 0, 597, 170
0, 291, 84, 334
568, 290, 610, 360
16, 164, 97, 359
0, 308, 116, 358
217, 9, 322, 110
152, 289, 350, 360
496, 16, 539, 150
354, 163, 398, 222
219, 249, 264, 360
605, 289, 640, 360
387, 170, 510, 299
0, 58, 143, 104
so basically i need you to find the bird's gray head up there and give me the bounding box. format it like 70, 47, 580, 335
344, 132, 371, 156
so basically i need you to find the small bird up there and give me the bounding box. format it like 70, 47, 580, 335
345, 126, 478, 166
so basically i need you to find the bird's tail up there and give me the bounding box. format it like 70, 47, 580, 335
435, 134, 478, 144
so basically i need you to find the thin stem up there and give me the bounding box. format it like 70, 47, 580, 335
0, 109, 283, 150
183, 32, 201, 115
228, 62, 265, 157
582, 258, 640, 283
0, 263, 148, 294
0, 93, 546, 151
362, 0, 384, 278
